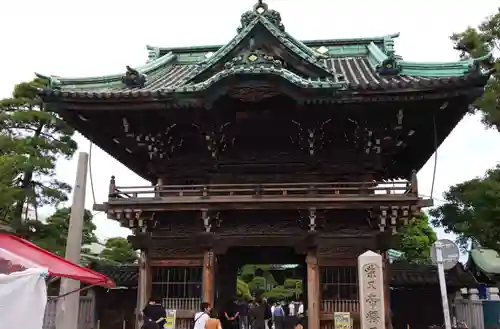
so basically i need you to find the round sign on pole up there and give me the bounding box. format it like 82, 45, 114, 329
431, 238, 460, 270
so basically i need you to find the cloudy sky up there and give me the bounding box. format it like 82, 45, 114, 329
1, 0, 499, 246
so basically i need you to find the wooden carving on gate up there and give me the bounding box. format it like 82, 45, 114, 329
215, 215, 302, 234
227, 86, 281, 102
153, 215, 201, 237
149, 246, 202, 259
318, 246, 358, 258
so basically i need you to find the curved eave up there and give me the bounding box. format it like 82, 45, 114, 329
367, 42, 494, 78
400, 55, 493, 77
35, 52, 176, 90
173, 18, 260, 86
305, 33, 400, 46
173, 67, 346, 93
39, 73, 486, 101
146, 33, 401, 55
178, 15, 336, 87
259, 17, 333, 74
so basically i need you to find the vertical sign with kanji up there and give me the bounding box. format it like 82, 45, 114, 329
358, 251, 385, 329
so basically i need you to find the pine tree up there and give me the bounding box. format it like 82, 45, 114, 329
451, 9, 500, 129
0, 77, 78, 229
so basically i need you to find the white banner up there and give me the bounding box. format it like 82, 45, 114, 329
0, 268, 48, 329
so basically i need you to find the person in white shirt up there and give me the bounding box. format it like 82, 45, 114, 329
194, 302, 211, 329
297, 302, 304, 318
288, 302, 295, 316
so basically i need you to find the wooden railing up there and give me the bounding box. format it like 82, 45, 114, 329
321, 299, 359, 313
161, 297, 201, 311
321, 300, 360, 329
44, 296, 94, 329
108, 179, 416, 200
161, 297, 202, 329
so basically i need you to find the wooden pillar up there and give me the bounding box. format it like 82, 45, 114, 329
156, 177, 163, 197
135, 251, 152, 329
411, 169, 418, 196
202, 249, 215, 305
306, 249, 320, 329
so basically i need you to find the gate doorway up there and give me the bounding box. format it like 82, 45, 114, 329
214, 246, 306, 310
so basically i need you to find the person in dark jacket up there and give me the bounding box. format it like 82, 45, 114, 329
238, 300, 250, 329
249, 298, 267, 329
142, 299, 166, 329
262, 298, 272, 329
221, 299, 240, 329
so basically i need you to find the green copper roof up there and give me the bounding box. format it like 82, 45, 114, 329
36, 1, 493, 97
470, 248, 500, 275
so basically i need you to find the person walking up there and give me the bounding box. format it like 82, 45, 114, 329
238, 300, 250, 329
222, 299, 240, 329
286, 301, 297, 329
142, 299, 166, 329
249, 298, 267, 329
193, 302, 211, 329
205, 314, 223, 329
272, 302, 285, 329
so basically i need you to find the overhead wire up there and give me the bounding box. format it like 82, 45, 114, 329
88, 141, 96, 206
429, 114, 438, 199
88, 141, 131, 241
88, 141, 103, 217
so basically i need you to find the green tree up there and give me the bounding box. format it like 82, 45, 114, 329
237, 278, 252, 301
262, 285, 294, 301
0, 153, 23, 220
0, 77, 77, 229
240, 264, 257, 283
99, 237, 138, 264
248, 276, 267, 295
430, 165, 500, 252
450, 9, 499, 129
399, 213, 437, 262
22, 207, 98, 256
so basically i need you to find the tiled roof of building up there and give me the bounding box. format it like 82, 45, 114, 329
390, 261, 476, 287
92, 264, 138, 286
91, 261, 477, 288
36, 2, 492, 100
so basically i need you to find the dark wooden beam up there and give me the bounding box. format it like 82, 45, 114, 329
104, 196, 428, 212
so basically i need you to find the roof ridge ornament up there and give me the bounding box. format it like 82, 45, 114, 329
237, 0, 285, 33
122, 66, 147, 88
376, 54, 402, 76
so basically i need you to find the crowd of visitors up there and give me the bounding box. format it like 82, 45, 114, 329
141, 298, 305, 329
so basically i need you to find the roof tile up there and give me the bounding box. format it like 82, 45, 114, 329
38, 2, 491, 100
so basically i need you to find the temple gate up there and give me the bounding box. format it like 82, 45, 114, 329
37, 1, 492, 329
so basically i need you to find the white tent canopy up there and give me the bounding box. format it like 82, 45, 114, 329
0, 252, 48, 329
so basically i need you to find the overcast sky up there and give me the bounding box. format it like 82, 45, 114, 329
1, 0, 500, 248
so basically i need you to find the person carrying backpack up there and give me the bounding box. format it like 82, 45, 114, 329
273, 303, 285, 329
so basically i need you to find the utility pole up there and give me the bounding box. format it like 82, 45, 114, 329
55, 152, 89, 329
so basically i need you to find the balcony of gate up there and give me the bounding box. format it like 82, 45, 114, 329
96, 171, 430, 213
